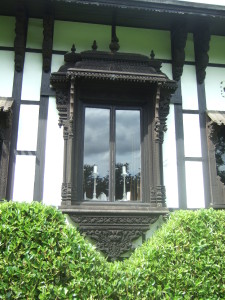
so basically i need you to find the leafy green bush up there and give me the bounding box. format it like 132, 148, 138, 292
112, 209, 225, 299
1, 202, 225, 299
0, 201, 109, 299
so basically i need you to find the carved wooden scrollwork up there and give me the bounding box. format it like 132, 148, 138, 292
154, 87, 171, 144
14, 3, 27, 72
194, 23, 210, 84
55, 88, 69, 127
171, 23, 188, 82
150, 186, 166, 207
70, 214, 160, 260
51, 46, 176, 259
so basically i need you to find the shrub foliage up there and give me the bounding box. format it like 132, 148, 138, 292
0, 202, 225, 299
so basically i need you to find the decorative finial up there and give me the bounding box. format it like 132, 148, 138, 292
150, 50, 155, 59
71, 44, 76, 53
109, 24, 120, 53
92, 40, 98, 51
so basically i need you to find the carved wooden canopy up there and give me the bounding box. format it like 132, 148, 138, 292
50, 46, 177, 259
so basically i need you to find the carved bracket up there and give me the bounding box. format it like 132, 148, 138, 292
171, 23, 188, 81
154, 87, 171, 144
55, 88, 69, 127
194, 23, 210, 84
70, 213, 161, 260
43, 15, 54, 73
14, 3, 28, 72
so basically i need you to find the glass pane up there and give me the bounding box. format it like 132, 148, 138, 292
115, 110, 141, 201
83, 108, 110, 201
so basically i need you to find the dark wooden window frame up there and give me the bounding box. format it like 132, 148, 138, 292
206, 113, 225, 208
81, 101, 143, 203
74, 79, 159, 206
0, 98, 13, 200
50, 48, 177, 259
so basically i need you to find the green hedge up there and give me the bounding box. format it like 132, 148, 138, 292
0, 202, 225, 299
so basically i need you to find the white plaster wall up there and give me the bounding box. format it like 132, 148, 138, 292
0, 16, 15, 47
42, 97, 64, 206
161, 63, 172, 79
205, 67, 225, 111
53, 21, 110, 52
0, 51, 14, 97
17, 105, 39, 151
181, 65, 198, 110
117, 27, 171, 59
163, 104, 179, 208
185, 161, 205, 208
209, 35, 225, 64
26, 18, 43, 49
21, 53, 42, 101
51, 54, 64, 73
185, 33, 195, 62
13, 155, 36, 202
183, 114, 202, 157
0, 17, 15, 97
53, 21, 171, 59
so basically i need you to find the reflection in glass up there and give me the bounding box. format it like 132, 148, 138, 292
83, 108, 109, 200
115, 110, 141, 201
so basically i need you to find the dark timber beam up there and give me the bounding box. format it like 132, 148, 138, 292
171, 22, 188, 82
194, 23, 211, 84
7, 3, 28, 199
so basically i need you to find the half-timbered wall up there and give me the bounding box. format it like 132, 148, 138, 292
1, 15, 225, 209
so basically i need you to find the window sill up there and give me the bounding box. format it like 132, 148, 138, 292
60, 201, 168, 214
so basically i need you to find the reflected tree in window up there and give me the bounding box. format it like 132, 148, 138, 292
83, 162, 141, 201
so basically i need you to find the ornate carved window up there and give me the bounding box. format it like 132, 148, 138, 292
207, 112, 225, 208
50, 44, 176, 259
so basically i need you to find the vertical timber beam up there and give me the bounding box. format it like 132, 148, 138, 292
33, 15, 54, 201
6, 2, 28, 199
173, 81, 187, 209
197, 82, 211, 208
194, 24, 211, 207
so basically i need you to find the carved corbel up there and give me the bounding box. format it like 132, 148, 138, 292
14, 2, 28, 72
171, 23, 188, 81
70, 214, 159, 260
42, 15, 54, 73
55, 88, 69, 128
194, 23, 210, 84
154, 86, 170, 144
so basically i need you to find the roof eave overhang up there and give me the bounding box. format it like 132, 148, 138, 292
1, 0, 225, 35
